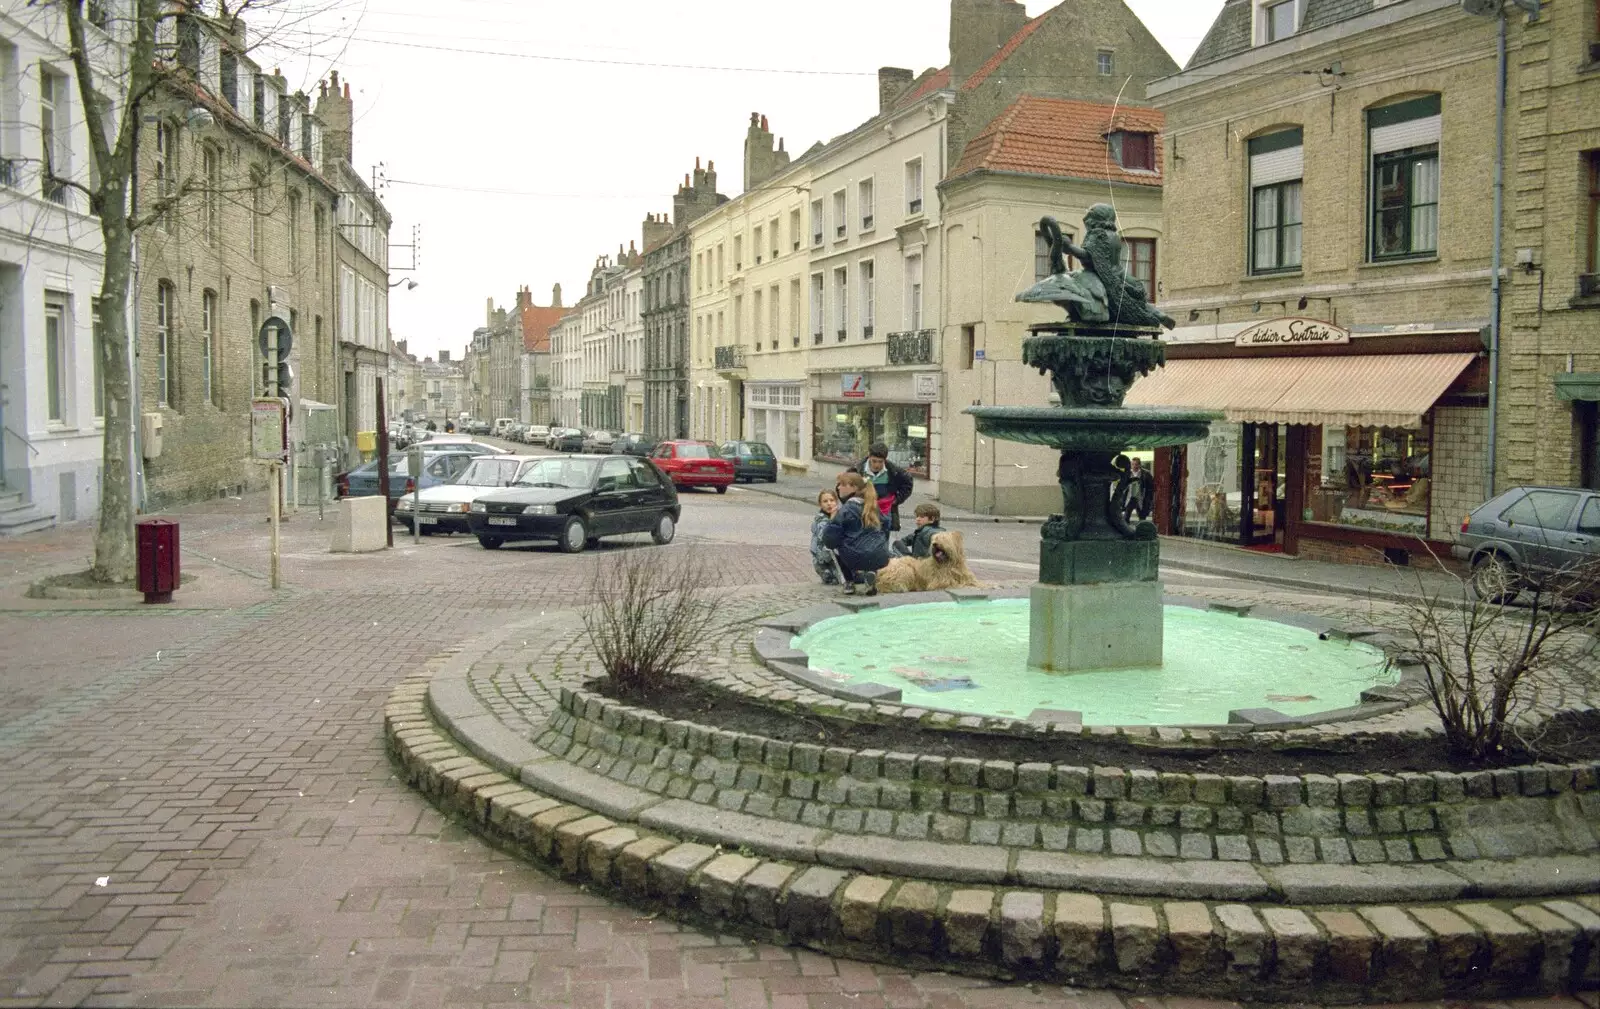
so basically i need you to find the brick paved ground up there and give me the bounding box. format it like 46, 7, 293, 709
0, 490, 1590, 1008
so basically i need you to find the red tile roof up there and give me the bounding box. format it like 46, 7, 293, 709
950, 95, 1164, 187
960, 13, 1047, 92
520, 305, 567, 353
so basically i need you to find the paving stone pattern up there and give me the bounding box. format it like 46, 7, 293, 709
1, 494, 1595, 1009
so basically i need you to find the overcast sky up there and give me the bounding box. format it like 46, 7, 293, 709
265, 0, 1224, 361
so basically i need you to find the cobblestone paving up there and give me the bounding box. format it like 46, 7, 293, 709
0, 491, 1591, 1009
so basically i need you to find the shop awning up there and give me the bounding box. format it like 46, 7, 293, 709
1554, 373, 1600, 402
1124, 352, 1477, 428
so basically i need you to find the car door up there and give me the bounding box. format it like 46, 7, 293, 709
1499, 489, 1582, 572
652, 443, 676, 481
625, 459, 669, 531
590, 457, 635, 535
1558, 494, 1600, 573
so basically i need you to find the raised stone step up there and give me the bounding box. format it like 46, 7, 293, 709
0, 495, 57, 536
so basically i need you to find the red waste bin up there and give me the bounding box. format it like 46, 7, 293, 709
136, 518, 180, 604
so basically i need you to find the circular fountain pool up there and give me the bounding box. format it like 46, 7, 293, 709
790, 598, 1397, 726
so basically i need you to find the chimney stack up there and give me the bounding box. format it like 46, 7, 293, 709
314, 67, 355, 165
743, 113, 791, 192
552, 283, 563, 308
949, 0, 1028, 91
878, 67, 915, 112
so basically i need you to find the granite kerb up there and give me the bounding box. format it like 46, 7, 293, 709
389, 667, 1600, 1002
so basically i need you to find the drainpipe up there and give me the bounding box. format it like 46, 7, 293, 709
1485, 8, 1507, 502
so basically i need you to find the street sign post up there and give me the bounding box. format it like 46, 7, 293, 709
251, 398, 288, 588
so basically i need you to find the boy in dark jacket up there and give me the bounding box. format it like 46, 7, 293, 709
891, 503, 943, 558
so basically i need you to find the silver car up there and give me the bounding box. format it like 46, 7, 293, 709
1452, 485, 1600, 602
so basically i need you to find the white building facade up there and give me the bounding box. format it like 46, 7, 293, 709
0, 4, 121, 531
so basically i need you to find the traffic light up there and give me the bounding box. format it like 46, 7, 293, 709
256, 313, 294, 399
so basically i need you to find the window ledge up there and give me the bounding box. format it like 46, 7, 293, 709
1569, 295, 1600, 311
1360, 255, 1439, 270
1242, 269, 1303, 282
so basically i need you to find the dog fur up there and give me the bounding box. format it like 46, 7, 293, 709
876, 529, 980, 593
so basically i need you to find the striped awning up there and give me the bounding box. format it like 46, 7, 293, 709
1123, 353, 1477, 428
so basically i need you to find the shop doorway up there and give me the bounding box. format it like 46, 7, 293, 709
1241, 423, 1287, 549
1581, 403, 1600, 491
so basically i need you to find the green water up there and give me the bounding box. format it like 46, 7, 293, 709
790, 599, 1395, 726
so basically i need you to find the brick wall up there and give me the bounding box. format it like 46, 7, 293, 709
1429, 406, 1486, 541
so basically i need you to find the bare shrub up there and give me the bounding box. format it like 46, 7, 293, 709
1395, 553, 1599, 764
581, 549, 721, 695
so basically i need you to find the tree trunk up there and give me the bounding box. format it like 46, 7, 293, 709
92, 193, 136, 584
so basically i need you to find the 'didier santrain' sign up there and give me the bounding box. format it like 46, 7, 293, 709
1234, 317, 1351, 348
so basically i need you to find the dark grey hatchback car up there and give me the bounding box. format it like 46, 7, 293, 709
719, 440, 778, 483
1452, 485, 1600, 602
466, 455, 680, 552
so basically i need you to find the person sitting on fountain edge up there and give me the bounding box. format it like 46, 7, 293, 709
891, 503, 944, 558
822, 472, 889, 596
810, 489, 845, 585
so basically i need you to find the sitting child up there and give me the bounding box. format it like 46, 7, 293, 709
891, 503, 943, 558
810, 489, 845, 584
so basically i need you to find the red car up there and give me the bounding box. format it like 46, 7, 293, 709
651, 440, 734, 493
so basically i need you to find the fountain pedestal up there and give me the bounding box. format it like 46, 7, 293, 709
966, 328, 1218, 672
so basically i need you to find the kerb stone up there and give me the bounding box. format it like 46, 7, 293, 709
1260, 907, 1320, 980
697, 853, 760, 919
739, 862, 795, 928
943, 889, 995, 958
616, 836, 675, 895
781, 866, 850, 939
1456, 903, 1538, 980
887, 880, 942, 953
1543, 899, 1600, 985
1053, 892, 1106, 973
839, 876, 893, 941
1511, 903, 1581, 990
1409, 905, 1482, 981
1214, 904, 1270, 979
581, 826, 638, 886
528, 806, 588, 860
555, 815, 615, 875
1358, 906, 1431, 982
1164, 901, 1217, 974
1312, 910, 1376, 985
1110, 902, 1160, 972
648, 842, 717, 904
1000, 891, 1048, 967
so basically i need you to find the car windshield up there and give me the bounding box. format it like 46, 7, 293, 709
745, 443, 774, 456
456, 458, 524, 487
514, 457, 599, 489
676, 444, 712, 459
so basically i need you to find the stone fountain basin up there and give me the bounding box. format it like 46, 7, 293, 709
967, 405, 1218, 451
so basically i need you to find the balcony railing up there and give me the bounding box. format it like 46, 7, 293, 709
714, 344, 746, 371
886, 329, 936, 366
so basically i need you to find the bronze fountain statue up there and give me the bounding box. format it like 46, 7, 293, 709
963, 205, 1216, 671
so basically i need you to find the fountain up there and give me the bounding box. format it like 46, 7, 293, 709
966, 205, 1216, 671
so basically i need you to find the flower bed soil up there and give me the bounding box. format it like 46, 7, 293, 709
595, 676, 1600, 776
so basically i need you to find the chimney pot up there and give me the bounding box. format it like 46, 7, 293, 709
761, 114, 768, 130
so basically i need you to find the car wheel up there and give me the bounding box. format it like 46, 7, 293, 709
652, 512, 676, 545
715, 484, 728, 495
1472, 552, 1519, 604
477, 535, 503, 550
559, 515, 588, 553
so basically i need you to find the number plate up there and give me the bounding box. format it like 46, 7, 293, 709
416, 515, 438, 525
487, 517, 518, 526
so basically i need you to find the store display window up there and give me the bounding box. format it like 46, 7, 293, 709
814, 403, 930, 475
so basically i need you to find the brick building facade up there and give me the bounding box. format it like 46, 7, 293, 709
136, 13, 339, 507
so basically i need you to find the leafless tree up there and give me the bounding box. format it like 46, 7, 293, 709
580, 549, 721, 695
1394, 552, 1599, 763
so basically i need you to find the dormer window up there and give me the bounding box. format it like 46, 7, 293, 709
1259, 0, 1299, 43
1108, 131, 1155, 172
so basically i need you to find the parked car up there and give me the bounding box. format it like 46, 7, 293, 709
544, 427, 566, 449
493, 417, 517, 438
467, 454, 680, 552
554, 428, 585, 452
1453, 486, 1600, 603
582, 430, 616, 453
613, 433, 655, 457
336, 449, 477, 502
394, 455, 539, 534
650, 440, 734, 493
525, 424, 551, 446
719, 440, 778, 483
415, 434, 506, 455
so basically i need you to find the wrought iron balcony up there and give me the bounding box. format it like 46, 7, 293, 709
714, 344, 746, 372
886, 329, 936, 366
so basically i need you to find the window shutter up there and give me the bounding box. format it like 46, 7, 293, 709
1371, 115, 1440, 154
1250, 145, 1303, 185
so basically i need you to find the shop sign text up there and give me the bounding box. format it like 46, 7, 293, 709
1233, 317, 1350, 348
913, 372, 940, 402
841, 373, 869, 399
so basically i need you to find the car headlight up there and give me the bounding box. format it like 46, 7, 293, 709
396, 498, 413, 511
522, 504, 557, 516
454, 503, 471, 513
470, 501, 487, 513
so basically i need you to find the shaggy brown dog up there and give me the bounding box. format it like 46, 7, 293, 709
875, 530, 980, 593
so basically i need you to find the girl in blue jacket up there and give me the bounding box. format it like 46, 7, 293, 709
821, 472, 890, 595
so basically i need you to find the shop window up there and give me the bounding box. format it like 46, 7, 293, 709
1368, 95, 1441, 261
1304, 424, 1432, 536
1248, 127, 1303, 274
814, 402, 930, 476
